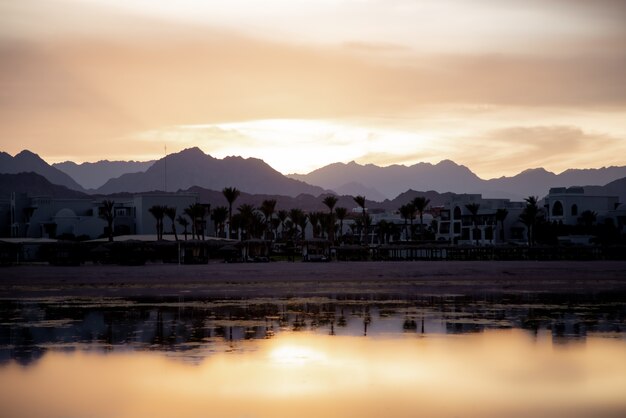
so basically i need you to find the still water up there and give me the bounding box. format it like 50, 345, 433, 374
1, 295, 625, 418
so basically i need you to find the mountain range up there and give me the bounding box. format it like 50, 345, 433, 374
1, 148, 625, 203
289, 161, 626, 201
53, 160, 155, 190
94, 147, 326, 196
0, 150, 84, 191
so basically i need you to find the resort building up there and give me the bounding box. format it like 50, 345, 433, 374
434, 194, 525, 245
544, 187, 619, 225
3, 192, 199, 240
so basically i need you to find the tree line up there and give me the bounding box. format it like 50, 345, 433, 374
99, 191, 619, 246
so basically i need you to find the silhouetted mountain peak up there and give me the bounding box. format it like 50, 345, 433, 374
0, 149, 85, 191
519, 167, 554, 175
95, 148, 326, 196
15, 149, 45, 163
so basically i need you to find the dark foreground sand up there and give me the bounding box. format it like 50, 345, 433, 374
2, 260, 626, 299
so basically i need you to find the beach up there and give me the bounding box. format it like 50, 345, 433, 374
2, 260, 625, 299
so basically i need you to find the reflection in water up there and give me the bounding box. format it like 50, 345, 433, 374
1, 294, 625, 417
1, 294, 625, 365
1, 331, 626, 418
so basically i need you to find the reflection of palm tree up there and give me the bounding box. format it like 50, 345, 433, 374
322, 195, 338, 242
334, 207, 347, 242
176, 215, 189, 240
164, 206, 178, 241
495, 208, 508, 243
222, 187, 241, 239
353, 195, 367, 244
99, 200, 115, 242
412, 197, 430, 241
465, 203, 480, 245
519, 196, 540, 246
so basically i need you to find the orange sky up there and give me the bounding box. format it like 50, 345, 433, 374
1, 0, 625, 178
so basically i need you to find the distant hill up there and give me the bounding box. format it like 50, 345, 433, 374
289, 160, 485, 199
333, 182, 387, 202
96, 147, 327, 197
585, 176, 626, 203
54, 160, 155, 190
0, 172, 89, 198
290, 161, 626, 201
0, 150, 85, 191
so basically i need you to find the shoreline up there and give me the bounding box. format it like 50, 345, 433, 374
2, 260, 626, 299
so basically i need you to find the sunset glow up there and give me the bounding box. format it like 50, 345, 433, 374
1, 0, 625, 176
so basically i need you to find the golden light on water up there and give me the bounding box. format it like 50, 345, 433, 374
1, 330, 625, 418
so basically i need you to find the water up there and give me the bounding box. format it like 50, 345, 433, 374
1, 295, 625, 417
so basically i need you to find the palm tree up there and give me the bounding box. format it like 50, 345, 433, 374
184, 206, 196, 240
177, 215, 189, 240
164, 206, 178, 241
222, 187, 241, 239
288, 208, 306, 240
277, 209, 289, 240
186, 203, 207, 240
363, 214, 373, 245
211, 206, 228, 238
495, 208, 509, 243
399, 204, 413, 241
260, 199, 277, 240
148, 205, 167, 240
412, 197, 431, 241
297, 213, 309, 241
99, 200, 115, 242
465, 203, 481, 245
308, 211, 322, 238
353, 195, 367, 244
237, 203, 256, 241
578, 210, 597, 233
334, 207, 348, 242
519, 196, 540, 246
322, 195, 338, 242
377, 220, 391, 244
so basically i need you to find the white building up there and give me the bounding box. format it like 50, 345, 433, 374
544, 187, 619, 225
4, 192, 199, 239
435, 194, 525, 245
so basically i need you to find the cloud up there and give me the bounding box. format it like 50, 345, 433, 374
453, 126, 626, 178
1, 0, 625, 172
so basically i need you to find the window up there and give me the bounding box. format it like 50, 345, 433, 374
453, 206, 462, 220
571, 204, 578, 216
552, 201, 563, 216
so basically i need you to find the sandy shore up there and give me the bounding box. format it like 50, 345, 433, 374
1, 260, 626, 299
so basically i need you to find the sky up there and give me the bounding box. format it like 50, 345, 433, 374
1, 0, 625, 178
